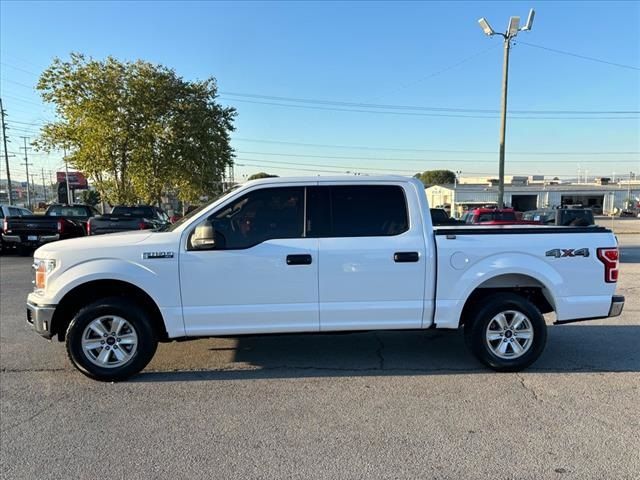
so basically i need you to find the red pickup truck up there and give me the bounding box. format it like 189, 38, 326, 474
460, 208, 540, 225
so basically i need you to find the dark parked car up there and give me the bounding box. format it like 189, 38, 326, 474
1, 204, 95, 254
522, 208, 595, 226
88, 205, 170, 235
430, 208, 462, 226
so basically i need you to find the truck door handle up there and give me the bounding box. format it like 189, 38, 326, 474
286, 254, 312, 265
394, 252, 419, 263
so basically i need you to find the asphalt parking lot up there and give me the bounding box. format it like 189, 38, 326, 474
1, 234, 639, 479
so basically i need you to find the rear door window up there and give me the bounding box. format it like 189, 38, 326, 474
308, 185, 408, 237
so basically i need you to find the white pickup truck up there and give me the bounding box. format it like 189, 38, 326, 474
27, 176, 624, 381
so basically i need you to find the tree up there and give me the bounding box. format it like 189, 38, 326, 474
35, 53, 236, 205
79, 189, 101, 206
414, 170, 457, 186
247, 172, 278, 180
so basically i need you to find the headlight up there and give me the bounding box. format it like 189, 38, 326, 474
33, 258, 57, 294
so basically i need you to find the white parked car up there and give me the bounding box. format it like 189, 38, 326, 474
27, 176, 624, 380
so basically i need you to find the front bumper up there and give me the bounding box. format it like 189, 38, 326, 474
26, 301, 56, 339
554, 295, 625, 325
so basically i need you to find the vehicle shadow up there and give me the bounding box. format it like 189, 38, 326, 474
133, 324, 640, 382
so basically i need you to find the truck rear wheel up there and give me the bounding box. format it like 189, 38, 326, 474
464, 293, 547, 372
65, 297, 158, 381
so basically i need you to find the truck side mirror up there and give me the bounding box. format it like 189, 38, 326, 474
190, 221, 216, 250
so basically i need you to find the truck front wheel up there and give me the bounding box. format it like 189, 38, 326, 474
65, 297, 158, 381
464, 293, 547, 372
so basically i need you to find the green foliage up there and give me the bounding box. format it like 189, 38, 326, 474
79, 189, 101, 206
414, 170, 457, 186
247, 172, 279, 180
35, 53, 236, 205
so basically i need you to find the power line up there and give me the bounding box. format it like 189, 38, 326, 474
236, 157, 413, 173
220, 91, 638, 115
517, 41, 640, 71
236, 162, 364, 175
0, 62, 40, 77
370, 44, 501, 101
1, 95, 44, 107
232, 137, 640, 156
221, 97, 638, 120
235, 159, 626, 178
235, 151, 639, 164
0, 78, 35, 89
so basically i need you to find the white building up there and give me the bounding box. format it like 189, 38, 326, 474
426, 181, 638, 217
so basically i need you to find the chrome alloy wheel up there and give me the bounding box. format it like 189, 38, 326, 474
485, 310, 534, 360
81, 316, 138, 368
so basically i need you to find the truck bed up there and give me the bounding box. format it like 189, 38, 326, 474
432, 224, 617, 328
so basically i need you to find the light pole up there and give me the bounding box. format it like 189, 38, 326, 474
478, 9, 535, 208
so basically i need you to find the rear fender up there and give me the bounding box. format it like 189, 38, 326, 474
436, 253, 563, 329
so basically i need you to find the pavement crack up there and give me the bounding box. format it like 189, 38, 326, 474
1, 393, 70, 433
1, 367, 68, 373
516, 373, 542, 403
374, 333, 385, 370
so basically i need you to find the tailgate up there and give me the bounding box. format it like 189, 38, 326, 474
5, 217, 59, 235
90, 217, 141, 234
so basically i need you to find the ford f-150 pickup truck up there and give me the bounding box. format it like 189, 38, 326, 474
26, 176, 624, 381
87, 205, 170, 235
3, 204, 95, 254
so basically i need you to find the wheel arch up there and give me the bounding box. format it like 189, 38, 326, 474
459, 273, 555, 328
51, 279, 168, 342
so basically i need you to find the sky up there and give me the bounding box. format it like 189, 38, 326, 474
1, 0, 639, 183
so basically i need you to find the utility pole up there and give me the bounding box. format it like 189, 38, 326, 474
63, 147, 72, 204
478, 9, 535, 208
30, 173, 37, 205
20, 137, 33, 210
41, 168, 48, 203
0, 98, 13, 205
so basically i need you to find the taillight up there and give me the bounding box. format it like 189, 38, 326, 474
86, 221, 91, 235
57, 220, 65, 234
597, 247, 619, 283
138, 221, 146, 230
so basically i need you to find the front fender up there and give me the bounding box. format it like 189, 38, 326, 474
436, 252, 563, 329
38, 257, 185, 338
46, 258, 160, 304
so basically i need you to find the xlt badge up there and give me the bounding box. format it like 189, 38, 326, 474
142, 251, 175, 259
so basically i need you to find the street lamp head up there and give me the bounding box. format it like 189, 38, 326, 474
521, 9, 535, 31
507, 16, 521, 37
478, 17, 495, 36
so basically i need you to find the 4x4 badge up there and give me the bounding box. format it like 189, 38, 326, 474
545, 248, 589, 258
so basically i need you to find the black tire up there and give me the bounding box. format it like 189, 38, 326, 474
65, 297, 158, 381
464, 293, 547, 372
